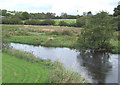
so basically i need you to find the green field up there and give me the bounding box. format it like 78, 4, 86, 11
52, 19, 76, 25
33, 19, 76, 25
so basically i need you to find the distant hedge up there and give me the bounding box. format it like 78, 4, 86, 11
40, 19, 55, 25
24, 19, 41, 25
58, 21, 68, 26
24, 19, 55, 25
2, 17, 22, 24
2, 18, 77, 27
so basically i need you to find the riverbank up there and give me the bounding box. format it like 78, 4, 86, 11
2, 24, 119, 54
2, 48, 89, 83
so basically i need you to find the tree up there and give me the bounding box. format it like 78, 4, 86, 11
113, 5, 120, 16
76, 16, 88, 27
46, 12, 55, 19
15, 12, 22, 18
78, 12, 113, 52
61, 12, 67, 19
21, 12, 29, 20
87, 11, 92, 16
118, 15, 120, 30
83, 12, 87, 16
2, 9, 7, 16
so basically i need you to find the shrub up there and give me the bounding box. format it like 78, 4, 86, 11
2, 17, 22, 24
58, 21, 68, 26
76, 17, 87, 27
68, 23, 76, 27
24, 19, 41, 25
40, 19, 55, 25
62, 31, 72, 36
118, 15, 120, 31
50, 31, 59, 35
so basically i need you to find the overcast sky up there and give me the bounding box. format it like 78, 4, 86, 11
0, 0, 119, 15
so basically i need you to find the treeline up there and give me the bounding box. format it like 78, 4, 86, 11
1, 9, 79, 19
2, 18, 76, 27
1, 6, 119, 30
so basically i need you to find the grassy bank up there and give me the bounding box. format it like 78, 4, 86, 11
3, 53, 47, 83
2, 24, 119, 54
4, 35, 77, 47
2, 48, 89, 83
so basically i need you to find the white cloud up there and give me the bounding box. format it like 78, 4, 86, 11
0, 0, 119, 15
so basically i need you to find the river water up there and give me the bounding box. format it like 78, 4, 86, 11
9, 43, 119, 83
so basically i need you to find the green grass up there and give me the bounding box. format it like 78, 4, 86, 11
34, 19, 76, 25
4, 35, 77, 47
2, 24, 119, 54
2, 24, 79, 47
28, 19, 76, 25
2, 53, 47, 83
2, 48, 89, 83
52, 19, 76, 25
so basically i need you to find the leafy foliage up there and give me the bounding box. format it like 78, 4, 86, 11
76, 17, 87, 27
118, 15, 120, 31
62, 31, 72, 36
113, 5, 120, 16
21, 12, 30, 20
24, 19, 41, 25
78, 12, 114, 51
40, 19, 55, 25
2, 17, 22, 24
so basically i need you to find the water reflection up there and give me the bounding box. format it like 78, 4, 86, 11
8, 43, 118, 83
77, 51, 113, 83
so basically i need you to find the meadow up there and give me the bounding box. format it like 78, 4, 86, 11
2, 24, 119, 53
3, 25, 81, 47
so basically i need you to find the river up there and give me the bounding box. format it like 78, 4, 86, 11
9, 43, 119, 83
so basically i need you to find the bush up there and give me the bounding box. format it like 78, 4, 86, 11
40, 19, 55, 25
58, 21, 68, 26
24, 19, 41, 25
50, 31, 59, 35
110, 16, 118, 31
118, 15, 120, 31
62, 31, 72, 36
76, 17, 87, 27
68, 23, 76, 27
2, 17, 22, 24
